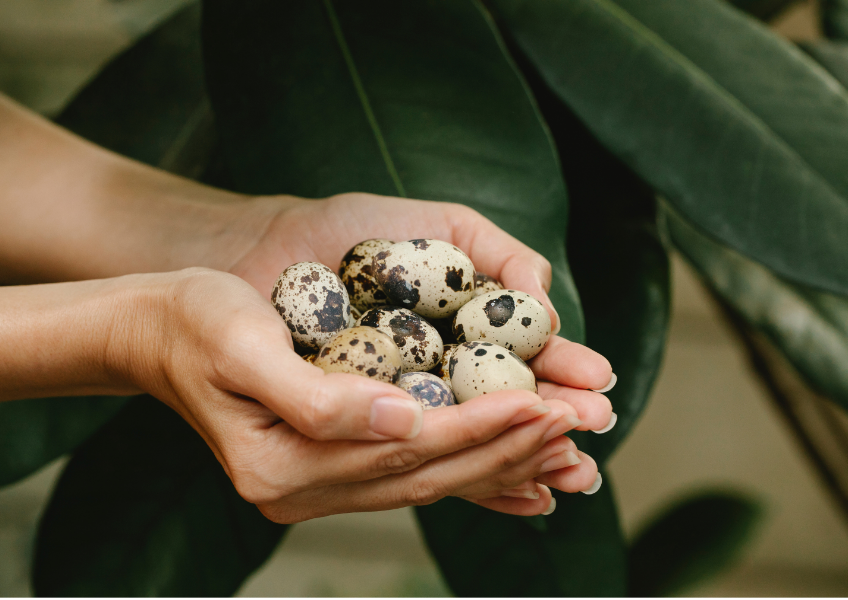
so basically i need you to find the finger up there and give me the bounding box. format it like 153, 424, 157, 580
257, 391, 566, 495
453, 435, 580, 497
529, 336, 613, 391
254, 397, 581, 522
447, 208, 559, 333
225, 326, 423, 441
535, 451, 601, 494
463, 484, 555, 516
536, 382, 614, 432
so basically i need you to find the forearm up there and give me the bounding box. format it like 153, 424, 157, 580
0, 94, 279, 284
0, 277, 146, 401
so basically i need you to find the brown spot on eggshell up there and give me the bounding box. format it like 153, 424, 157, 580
313, 327, 402, 383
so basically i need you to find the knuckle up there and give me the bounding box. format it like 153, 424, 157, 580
405, 480, 447, 506
376, 447, 425, 475
299, 387, 338, 440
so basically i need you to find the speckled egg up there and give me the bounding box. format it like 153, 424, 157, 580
430, 343, 457, 385
339, 239, 394, 311
302, 353, 318, 364
397, 372, 456, 410
356, 306, 444, 372
348, 306, 363, 328
314, 327, 402, 383
453, 290, 551, 360
449, 341, 537, 403
474, 273, 504, 297
272, 262, 352, 351
372, 239, 475, 319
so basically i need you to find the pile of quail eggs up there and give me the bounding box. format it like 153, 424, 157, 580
271, 239, 553, 410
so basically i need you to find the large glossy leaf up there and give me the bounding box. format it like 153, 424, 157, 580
489, 0, 848, 296
664, 205, 848, 411
201, 0, 584, 343
512, 50, 671, 466
728, 0, 803, 20
0, 3, 210, 490
33, 397, 286, 596
415, 480, 627, 596
0, 396, 128, 488
801, 40, 848, 90
628, 491, 763, 596
822, 0, 848, 40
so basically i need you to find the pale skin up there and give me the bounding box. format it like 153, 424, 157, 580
0, 94, 614, 522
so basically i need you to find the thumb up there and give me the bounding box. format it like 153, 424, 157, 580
236, 344, 424, 442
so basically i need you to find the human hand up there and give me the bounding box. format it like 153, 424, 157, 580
109, 268, 599, 521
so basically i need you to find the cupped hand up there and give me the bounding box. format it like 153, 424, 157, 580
116, 268, 602, 522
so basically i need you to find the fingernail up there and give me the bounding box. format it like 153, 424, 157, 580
542, 496, 557, 516
565, 414, 583, 430
370, 397, 423, 439
582, 473, 603, 495
552, 309, 561, 336
592, 412, 617, 434
591, 372, 617, 394
540, 450, 581, 472
509, 403, 551, 426
502, 488, 540, 500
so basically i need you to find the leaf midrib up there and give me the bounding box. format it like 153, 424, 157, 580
322, 0, 407, 198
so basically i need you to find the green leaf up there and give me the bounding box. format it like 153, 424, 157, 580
201, 0, 584, 343
512, 50, 671, 465
32, 397, 286, 596
822, 0, 848, 40
663, 205, 848, 411
727, 0, 802, 21
0, 396, 128, 488
0, 3, 211, 491
628, 491, 763, 596
489, 0, 848, 296
801, 40, 848, 89
415, 479, 627, 596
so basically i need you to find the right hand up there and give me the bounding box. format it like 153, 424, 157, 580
106, 268, 601, 521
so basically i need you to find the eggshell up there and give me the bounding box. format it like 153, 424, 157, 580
372, 239, 475, 319
348, 306, 363, 328
453, 289, 551, 360
430, 343, 457, 385
314, 327, 402, 384
449, 341, 537, 403
473, 273, 504, 297
339, 239, 394, 311
397, 372, 456, 410
272, 262, 351, 351
357, 306, 443, 372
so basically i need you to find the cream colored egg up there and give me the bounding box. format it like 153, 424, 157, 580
356, 306, 443, 372
397, 372, 455, 410
453, 289, 551, 360
430, 343, 457, 385
272, 262, 351, 352
314, 327, 402, 384
473, 272, 504, 297
449, 342, 537, 403
339, 239, 394, 311
372, 239, 475, 319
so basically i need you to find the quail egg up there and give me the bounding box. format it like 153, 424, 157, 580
272, 262, 352, 352
339, 239, 394, 311
357, 306, 443, 372
314, 327, 402, 383
372, 239, 475, 319
348, 306, 363, 328
453, 289, 551, 360
397, 372, 456, 410
430, 343, 457, 385
474, 273, 504, 297
449, 341, 537, 403
302, 353, 318, 364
